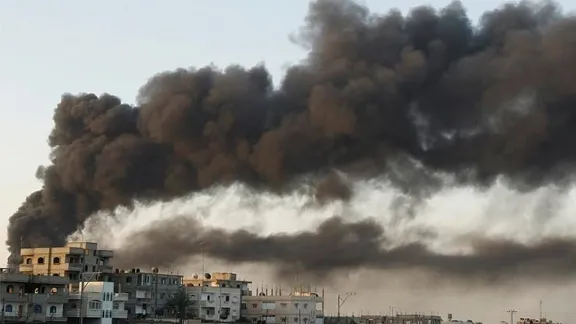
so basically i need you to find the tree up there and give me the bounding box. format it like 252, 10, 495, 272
165, 289, 192, 324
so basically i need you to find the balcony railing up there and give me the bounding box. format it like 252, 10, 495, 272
112, 309, 129, 318
114, 293, 129, 301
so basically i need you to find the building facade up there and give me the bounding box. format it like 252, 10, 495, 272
109, 268, 182, 318
66, 281, 128, 324
20, 242, 114, 281
0, 267, 69, 323
183, 272, 251, 323
241, 288, 324, 324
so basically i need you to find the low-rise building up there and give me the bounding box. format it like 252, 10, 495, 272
0, 267, 69, 323
19, 242, 114, 282
109, 267, 182, 318
66, 281, 129, 324
183, 273, 246, 322
241, 288, 324, 324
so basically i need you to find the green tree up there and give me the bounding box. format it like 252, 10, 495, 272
165, 289, 192, 324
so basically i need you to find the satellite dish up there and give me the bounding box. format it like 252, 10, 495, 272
151, 267, 159, 274
193, 274, 199, 279
204, 273, 211, 280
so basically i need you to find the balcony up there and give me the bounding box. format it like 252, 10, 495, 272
2, 293, 69, 304
135, 290, 150, 299
2, 293, 26, 302
97, 250, 114, 258
66, 308, 105, 318
46, 293, 69, 304
114, 293, 129, 301
112, 309, 129, 318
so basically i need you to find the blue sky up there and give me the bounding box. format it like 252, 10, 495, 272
0, 0, 574, 264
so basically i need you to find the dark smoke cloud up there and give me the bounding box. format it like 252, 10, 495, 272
114, 216, 576, 282
8, 0, 576, 276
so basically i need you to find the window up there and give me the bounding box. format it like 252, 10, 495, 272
280, 303, 287, 308
49, 306, 57, 314
84, 265, 88, 272
126, 277, 132, 283
252, 304, 257, 308
25, 258, 32, 264
34, 305, 42, 314
303, 303, 308, 309
6, 285, 13, 293
294, 303, 299, 308
293, 318, 298, 322
53, 257, 60, 264
89, 301, 101, 309
161, 278, 166, 284
241, 303, 247, 310
113, 303, 119, 310
161, 293, 166, 299
37, 257, 44, 264
225, 295, 230, 302
92, 266, 96, 272
5, 305, 12, 313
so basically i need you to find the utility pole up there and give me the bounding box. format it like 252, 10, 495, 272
337, 292, 356, 324
1, 269, 5, 324
507, 309, 518, 324
198, 241, 205, 321
540, 301, 543, 320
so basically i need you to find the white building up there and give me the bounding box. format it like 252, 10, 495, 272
184, 273, 247, 323
66, 281, 128, 324
241, 288, 324, 324
185, 286, 241, 322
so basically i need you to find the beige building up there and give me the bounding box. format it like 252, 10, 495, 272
20, 242, 114, 281
110, 267, 183, 318
183, 273, 250, 322
241, 288, 324, 324
0, 267, 69, 323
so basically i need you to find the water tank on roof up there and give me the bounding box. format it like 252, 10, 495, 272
131, 268, 136, 273
151, 267, 159, 274
136, 269, 140, 273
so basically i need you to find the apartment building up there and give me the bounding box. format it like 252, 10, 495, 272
241, 288, 324, 324
0, 267, 69, 323
20, 242, 114, 281
109, 267, 182, 318
183, 273, 248, 322
66, 281, 129, 324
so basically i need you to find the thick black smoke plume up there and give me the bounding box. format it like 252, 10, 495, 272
114, 216, 576, 282
8, 0, 576, 276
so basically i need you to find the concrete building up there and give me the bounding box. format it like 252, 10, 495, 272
109, 267, 182, 318
241, 288, 324, 324
0, 267, 69, 323
183, 272, 252, 296
517, 318, 561, 324
183, 273, 249, 322
325, 314, 443, 324
19, 242, 114, 281
66, 281, 129, 324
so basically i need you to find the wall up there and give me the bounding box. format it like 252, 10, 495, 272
186, 286, 241, 323
242, 295, 323, 324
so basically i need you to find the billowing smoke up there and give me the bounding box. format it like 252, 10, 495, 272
114, 215, 576, 282
8, 0, 576, 280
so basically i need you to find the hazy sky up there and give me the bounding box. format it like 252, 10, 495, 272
2, 0, 576, 322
